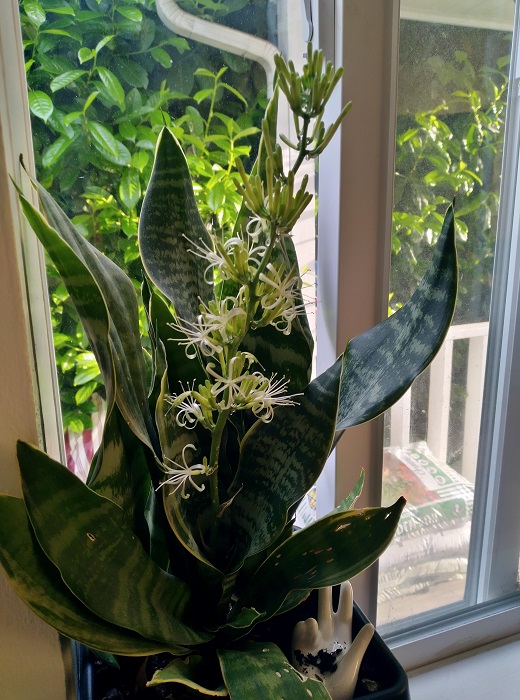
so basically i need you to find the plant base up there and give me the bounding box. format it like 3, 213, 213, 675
76, 592, 409, 700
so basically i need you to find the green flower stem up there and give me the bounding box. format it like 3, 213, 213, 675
290, 115, 311, 175
207, 406, 230, 550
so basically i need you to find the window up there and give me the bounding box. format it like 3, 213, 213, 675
315, 0, 520, 673
380, 7, 514, 627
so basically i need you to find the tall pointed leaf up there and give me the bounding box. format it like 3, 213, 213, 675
21, 186, 159, 454
146, 282, 206, 390
18, 441, 211, 647
0, 496, 180, 656
139, 127, 212, 324
240, 320, 313, 394
19, 192, 116, 412
218, 642, 332, 700
336, 205, 457, 430
227, 358, 343, 564
233, 498, 405, 620
87, 407, 166, 566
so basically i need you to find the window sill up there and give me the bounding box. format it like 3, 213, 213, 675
409, 634, 520, 698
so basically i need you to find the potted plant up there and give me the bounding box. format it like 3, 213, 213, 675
0, 46, 457, 699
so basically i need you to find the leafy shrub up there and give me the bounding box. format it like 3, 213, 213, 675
20, 0, 266, 433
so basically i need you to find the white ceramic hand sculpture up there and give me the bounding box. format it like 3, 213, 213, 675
291, 581, 374, 700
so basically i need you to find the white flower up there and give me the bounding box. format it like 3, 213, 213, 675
168, 382, 216, 431
246, 213, 270, 240
206, 354, 299, 422
187, 233, 266, 284
256, 263, 306, 334
239, 372, 300, 422
157, 444, 207, 499
169, 298, 247, 359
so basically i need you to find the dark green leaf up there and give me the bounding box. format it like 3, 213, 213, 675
17, 441, 212, 647
139, 128, 212, 323
233, 498, 405, 619
218, 642, 332, 700
226, 358, 343, 565
116, 57, 149, 89
336, 205, 457, 431
151, 47, 172, 69
0, 496, 178, 656
21, 184, 158, 453
42, 135, 74, 168
240, 321, 312, 395
147, 286, 206, 389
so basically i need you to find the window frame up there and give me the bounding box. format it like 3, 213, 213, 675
0, 1, 70, 697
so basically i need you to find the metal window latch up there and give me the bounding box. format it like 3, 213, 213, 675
302, 0, 313, 42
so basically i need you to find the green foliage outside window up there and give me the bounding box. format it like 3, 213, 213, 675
20, 0, 266, 434
392, 39, 510, 325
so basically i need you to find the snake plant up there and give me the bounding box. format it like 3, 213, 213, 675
0, 47, 457, 698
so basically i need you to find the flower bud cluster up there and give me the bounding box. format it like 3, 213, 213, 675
236, 161, 313, 235
274, 44, 352, 159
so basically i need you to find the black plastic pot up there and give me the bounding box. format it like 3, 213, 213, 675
75, 592, 409, 700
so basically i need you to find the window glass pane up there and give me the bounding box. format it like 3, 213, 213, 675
379, 2, 514, 628
19, 0, 315, 480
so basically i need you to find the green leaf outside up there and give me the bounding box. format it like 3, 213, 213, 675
119, 168, 141, 209
151, 47, 172, 69
78, 46, 94, 64
96, 66, 125, 105
88, 121, 119, 157
116, 57, 149, 89
42, 135, 74, 168
50, 69, 87, 92
24, 1, 46, 27
115, 6, 142, 22
28, 90, 54, 121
